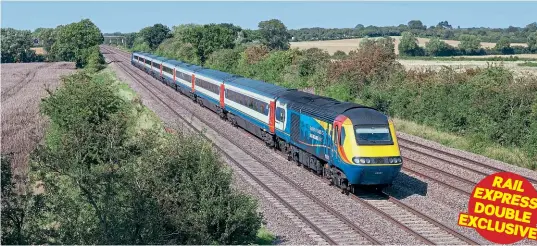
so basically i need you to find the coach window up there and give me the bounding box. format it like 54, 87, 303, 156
276, 107, 285, 121
163, 66, 172, 74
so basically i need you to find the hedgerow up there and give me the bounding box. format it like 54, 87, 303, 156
1, 69, 262, 244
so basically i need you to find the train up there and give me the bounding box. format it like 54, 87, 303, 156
131, 51, 403, 194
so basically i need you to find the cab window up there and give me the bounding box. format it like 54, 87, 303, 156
354, 125, 393, 145
340, 127, 346, 146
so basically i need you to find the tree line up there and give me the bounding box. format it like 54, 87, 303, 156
1, 19, 105, 69
288, 20, 537, 44
398, 31, 537, 57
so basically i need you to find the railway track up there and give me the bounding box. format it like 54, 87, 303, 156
398, 136, 537, 183
102, 46, 380, 245
101, 46, 481, 245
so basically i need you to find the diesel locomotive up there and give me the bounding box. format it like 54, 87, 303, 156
131, 51, 403, 194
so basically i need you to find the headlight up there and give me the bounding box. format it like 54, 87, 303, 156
353, 157, 371, 164
389, 158, 394, 164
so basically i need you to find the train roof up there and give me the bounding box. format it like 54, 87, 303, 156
279, 90, 372, 122
175, 62, 203, 73
227, 77, 293, 99
196, 68, 234, 81
164, 60, 185, 66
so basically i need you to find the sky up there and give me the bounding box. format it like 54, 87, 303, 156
2, 1, 537, 33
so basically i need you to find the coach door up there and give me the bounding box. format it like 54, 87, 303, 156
275, 101, 287, 132
331, 119, 343, 164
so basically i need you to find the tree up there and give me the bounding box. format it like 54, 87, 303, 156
123, 32, 137, 48
50, 19, 104, 66
298, 48, 330, 77
332, 50, 347, 59
139, 24, 171, 50
495, 36, 514, 54
458, 34, 481, 54
1, 28, 38, 63
408, 20, 426, 30
525, 22, 537, 33
25, 71, 262, 244
205, 47, 243, 73
36, 28, 57, 54
398, 31, 424, 56
172, 23, 200, 39
425, 37, 455, 56
258, 19, 292, 50
436, 21, 452, 29
528, 32, 537, 53
180, 24, 238, 63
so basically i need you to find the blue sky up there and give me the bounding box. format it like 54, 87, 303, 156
2, 2, 536, 33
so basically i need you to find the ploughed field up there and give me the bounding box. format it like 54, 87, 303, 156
1, 62, 76, 178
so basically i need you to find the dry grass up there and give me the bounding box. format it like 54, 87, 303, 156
30, 47, 46, 55
396, 59, 537, 76
291, 36, 528, 55
1, 62, 76, 179
393, 118, 533, 169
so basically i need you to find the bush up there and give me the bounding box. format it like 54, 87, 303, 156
205, 47, 244, 73
398, 32, 425, 56
6, 69, 263, 244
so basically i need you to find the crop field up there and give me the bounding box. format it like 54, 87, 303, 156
397, 59, 537, 75
291, 36, 528, 55
30, 47, 46, 55
1, 62, 76, 178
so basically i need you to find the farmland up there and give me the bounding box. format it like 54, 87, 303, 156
290, 36, 528, 55
1, 62, 76, 178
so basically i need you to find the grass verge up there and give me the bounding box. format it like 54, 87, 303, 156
518, 62, 537, 67
393, 118, 534, 170
255, 226, 276, 245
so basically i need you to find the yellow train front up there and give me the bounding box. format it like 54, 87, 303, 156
275, 91, 402, 193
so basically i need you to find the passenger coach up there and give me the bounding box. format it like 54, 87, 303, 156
131, 51, 403, 194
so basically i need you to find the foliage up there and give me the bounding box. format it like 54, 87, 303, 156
408, 20, 426, 30
495, 36, 514, 54
179, 23, 239, 63
518, 62, 537, 67
205, 47, 244, 73
131, 36, 152, 52
137, 132, 262, 244
458, 34, 483, 55
332, 50, 347, 59
35, 28, 56, 53
50, 19, 104, 67
1, 28, 41, 63
398, 32, 424, 56
425, 37, 457, 56
155, 38, 201, 65
528, 32, 537, 53
258, 19, 292, 50
289, 20, 537, 44
3, 69, 262, 244
297, 48, 330, 77
138, 24, 172, 50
